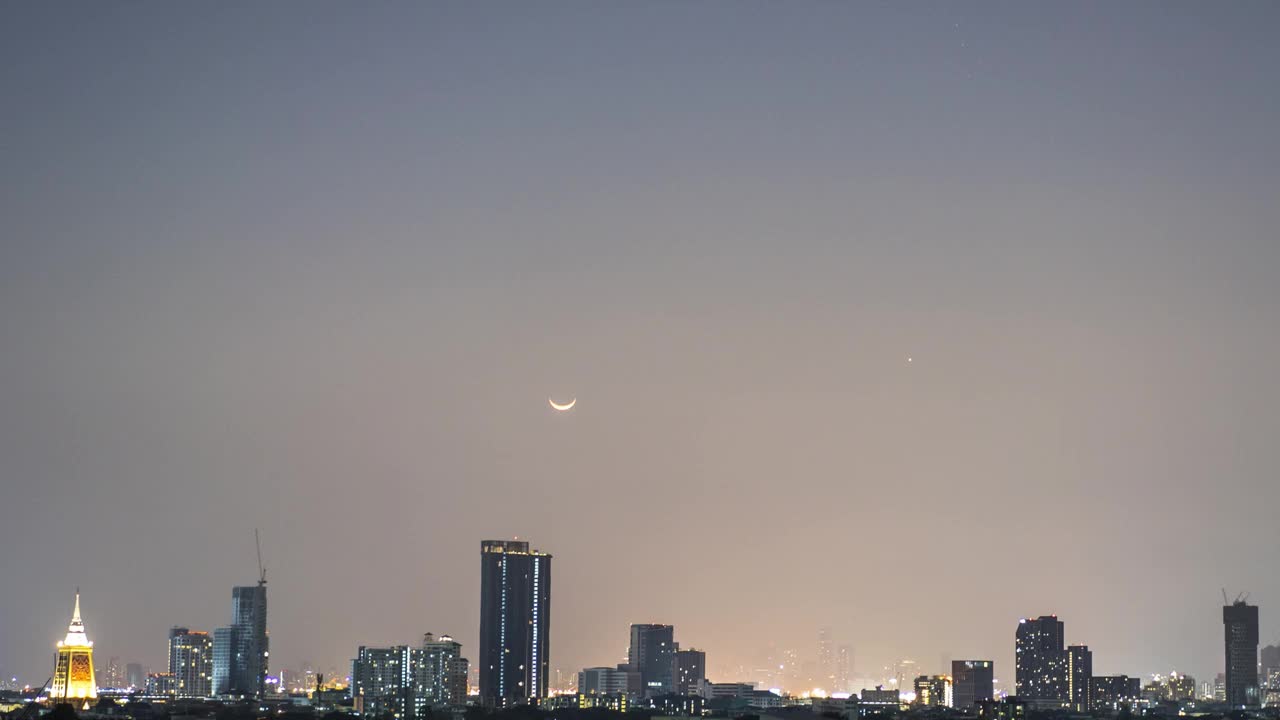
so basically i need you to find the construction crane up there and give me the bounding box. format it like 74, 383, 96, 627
15, 678, 52, 720
256, 528, 267, 586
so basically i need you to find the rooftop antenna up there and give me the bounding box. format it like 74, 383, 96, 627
256, 528, 267, 586
1223, 588, 1230, 605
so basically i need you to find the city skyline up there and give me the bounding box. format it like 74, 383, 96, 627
3, 0, 1280, 702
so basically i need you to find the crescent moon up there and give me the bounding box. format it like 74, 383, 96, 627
549, 397, 576, 411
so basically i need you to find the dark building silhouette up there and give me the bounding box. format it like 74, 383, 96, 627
1223, 600, 1259, 706
628, 624, 676, 696
951, 660, 994, 710
1015, 616, 1067, 709
1066, 645, 1092, 712
1089, 676, 1141, 711
479, 539, 551, 707
675, 648, 706, 696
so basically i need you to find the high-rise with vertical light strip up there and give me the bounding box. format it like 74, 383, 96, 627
479, 540, 551, 707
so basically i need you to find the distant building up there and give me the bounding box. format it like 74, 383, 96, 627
976, 697, 1027, 720
478, 540, 551, 707
836, 646, 853, 693
168, 628, 213, 698
1223, 600, 1259, 706
675, 649, 705, 696
126, 663, 144, 690
146, 673, 176, 696
1262, 645, 1280, 683
703, 682, 755, 699
629, 624, 676, 696
1143, 673, 1195, 703
913, 675, 953, 707
1066, 645, 1092, 712
951, 660, 994, 710
1089, 676, 1141, 711
860, 685, 900, 711
1014, 616, 1066, 709
1262, 645, 1280, 705
578, 667, 632, 695
51, 591, 97, 701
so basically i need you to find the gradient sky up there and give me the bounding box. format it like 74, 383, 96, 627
3, 0, 1280, 692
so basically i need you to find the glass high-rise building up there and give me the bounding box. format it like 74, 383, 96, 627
951, 660, 993, 710
479, 540, 551, 707
1223, 600, 1259, 707
1015, 616, 1067, 709
212, 582, 268, 697
628, 624, 676, 696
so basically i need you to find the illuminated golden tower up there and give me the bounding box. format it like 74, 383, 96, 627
51, 590, 97, 701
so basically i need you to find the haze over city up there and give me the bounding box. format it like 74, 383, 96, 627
3, 0, 1280, 702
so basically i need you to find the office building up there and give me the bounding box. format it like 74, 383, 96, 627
126, 663, 145, 690
629, 624, 676, 696
913, 675, 953, 707
675, 649, 706, 696
1223, 599, 1259, 706
51, 591, 97, 701
1066, 645, 1092, 712
1089, 676, 1141, 711
479, 539, 551, 707
951, 660, 994, 710
168, 627, 213, 698
578, 667, 632, 696
1014, 616, 1067, 709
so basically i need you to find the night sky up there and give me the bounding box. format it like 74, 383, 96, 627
3, 1, 1280, 692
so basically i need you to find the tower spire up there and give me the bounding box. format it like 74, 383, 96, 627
72, 587, 82, 624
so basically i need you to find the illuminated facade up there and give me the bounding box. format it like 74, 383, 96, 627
479, 539, 551, 707
1066, 644, 1092, 712
913, 675, 953, 707
168, 627, 213, 698
1014, 616, 1067, 709
51, 591, 97, 701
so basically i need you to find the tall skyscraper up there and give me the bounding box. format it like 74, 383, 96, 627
479, 539, 551, 707
1066, 645, 1092, 712
212, 582, 268, 697
168, 627, 213, 698
817, 628, 834, 689
836, 645, 853, 693
628, 624, 676, 696
951, 660, 993, 710
1223, 599, 1259, 706
51, 591, 97, 701
675, 649, 706, 696
1015, 616, 1067, 709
